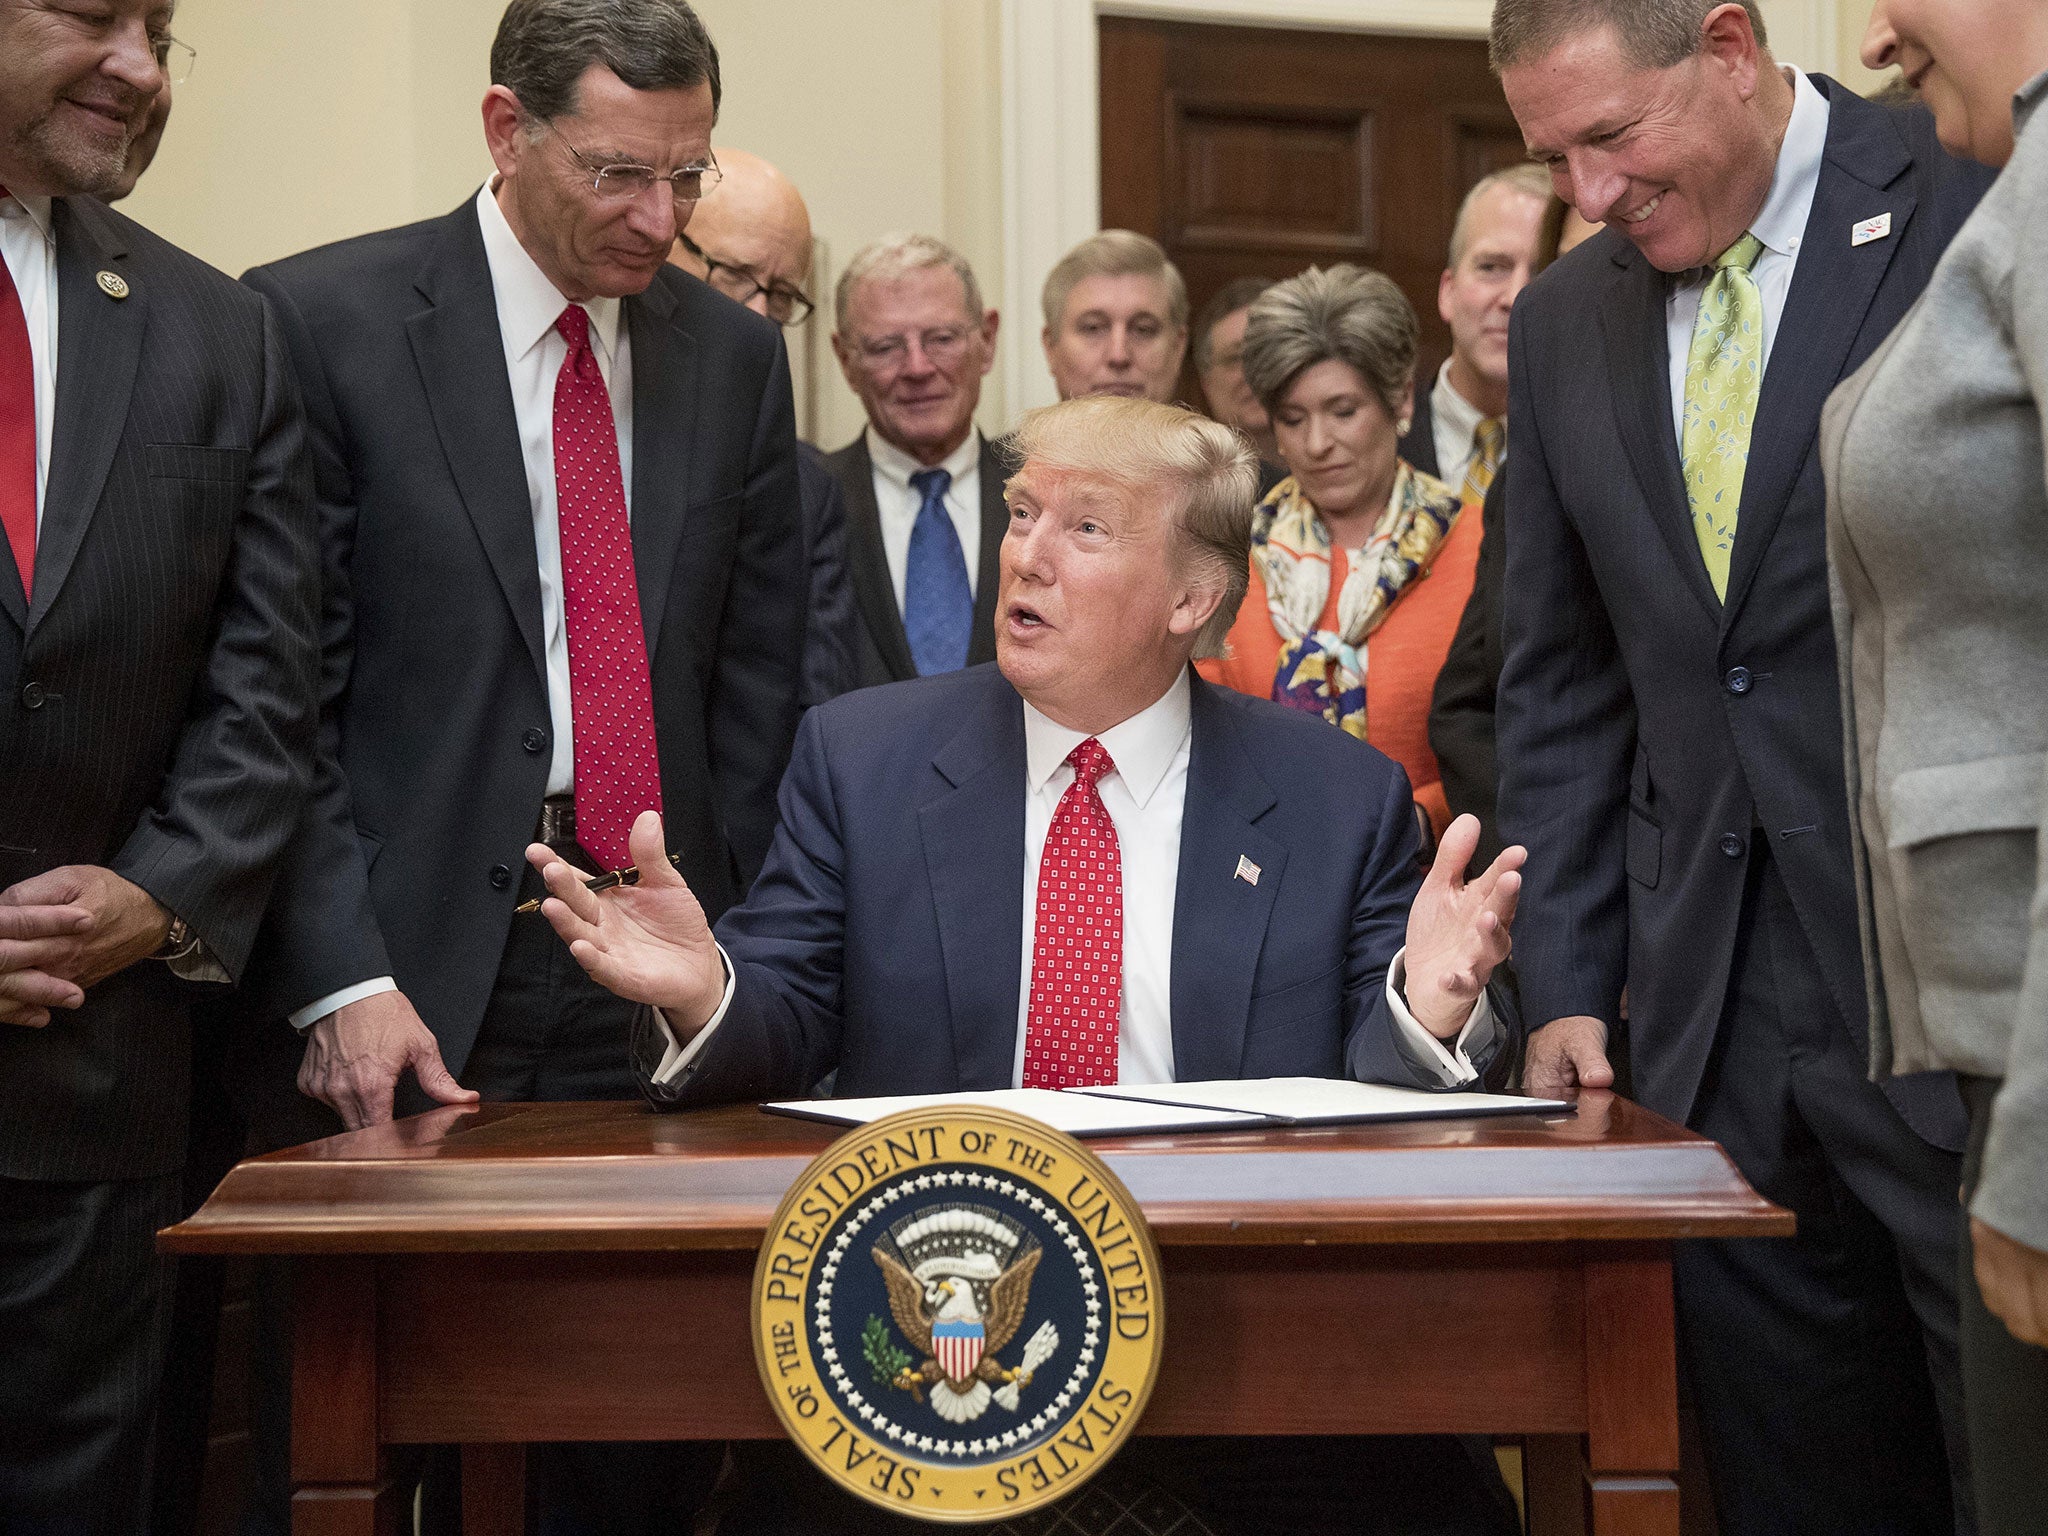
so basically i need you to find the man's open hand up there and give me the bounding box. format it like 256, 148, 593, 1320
526, 811, 725, 1031
298, 990, 478, 1130
1403, 814, 1524, 1038
0, 866, 170, 1026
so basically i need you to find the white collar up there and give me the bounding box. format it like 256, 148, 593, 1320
1430, 357, 1487, 439
1750, 67, 1831, 260
473, 182, 623, 368
867, 424, 982, 492
1022, 669, 1192, 809
0, 187, 54, 245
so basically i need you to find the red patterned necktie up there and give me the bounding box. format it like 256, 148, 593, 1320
553, 304, 662, 871
0, 187, 35, 601
1021, 738, 1123, 1089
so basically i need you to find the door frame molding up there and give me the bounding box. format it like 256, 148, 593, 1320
997, 0, 1837, 416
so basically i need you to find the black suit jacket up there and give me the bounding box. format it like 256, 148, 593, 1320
239, 197, 804, 1076
825, 432, 1009, 689
0, 198, 318, 1180
1428, 472, 1507, 867
795, 441, 858, 708
1496, 82, 1990, 1147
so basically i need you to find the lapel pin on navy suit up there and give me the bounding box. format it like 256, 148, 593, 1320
1233, 854, 1261, 886
1851, 212, 1893, 246
95, 270, 129, 299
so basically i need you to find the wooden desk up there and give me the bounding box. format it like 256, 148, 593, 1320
161, 1091, 1787, 1536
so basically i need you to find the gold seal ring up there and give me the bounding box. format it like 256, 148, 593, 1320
752, 1104, 1165, 1524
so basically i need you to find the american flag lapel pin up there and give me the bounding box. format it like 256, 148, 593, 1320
1233, 854, 1261, 886
1851, 212, 1892, 247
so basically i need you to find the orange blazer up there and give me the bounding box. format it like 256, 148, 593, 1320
1197, 504, 1482, 837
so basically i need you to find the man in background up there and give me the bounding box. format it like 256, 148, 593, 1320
0, 2, 318, 1526
827, 232, 1007, 689
667, 144, 857, 705
1040, 228, 1188, 404
1193, 274, 1277, 461
1398, 163, 1547, 503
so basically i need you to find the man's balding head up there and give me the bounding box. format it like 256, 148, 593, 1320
669, 145, 815, 323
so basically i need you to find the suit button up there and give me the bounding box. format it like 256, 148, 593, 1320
18, 681, 45, 710
1724, 666, 1752, 695
522, 727, 548, 755
1719, 833, 1746, 859
489, 863, 513, 890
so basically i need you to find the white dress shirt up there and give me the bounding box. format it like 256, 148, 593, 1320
1428, 360, 1488, 494
291, 183, 637, 1031
650, 672, 1498, 1089
866, 426, 983, 609
1664, 67, 1830, 434
0, 189, 58, 531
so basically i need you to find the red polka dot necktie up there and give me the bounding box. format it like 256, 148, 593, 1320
554, 304, 661, 871
1022, 738, 1122, 1090
0, 187, 35, 602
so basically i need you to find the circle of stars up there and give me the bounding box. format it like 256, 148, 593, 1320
811, 1168, 1105, 1463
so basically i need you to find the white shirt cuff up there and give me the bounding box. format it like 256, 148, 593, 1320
1384, 946, 1498, 1088
648, 944, 738, 1086
290, 976, 400, 1033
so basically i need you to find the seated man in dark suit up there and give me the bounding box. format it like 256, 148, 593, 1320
529, 395, 1525, 1536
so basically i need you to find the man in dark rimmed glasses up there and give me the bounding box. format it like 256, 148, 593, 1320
669, 145, 861, 708
232, 0, 806, 1528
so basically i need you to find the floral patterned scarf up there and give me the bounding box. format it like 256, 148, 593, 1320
1250, 461, 1464, 739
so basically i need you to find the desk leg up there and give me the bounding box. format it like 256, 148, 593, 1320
292, 1258, 401, 1536
463, 1444, 527, 1536
1583, 1251, 1681, 1536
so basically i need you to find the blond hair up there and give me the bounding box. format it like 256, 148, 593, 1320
1008, 396, 1256, 660
1040, 230, 1189, 334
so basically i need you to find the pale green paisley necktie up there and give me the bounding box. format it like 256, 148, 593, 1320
1680, 232, 1765, 601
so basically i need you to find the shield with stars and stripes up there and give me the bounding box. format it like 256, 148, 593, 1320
933, 1318, 984, 1382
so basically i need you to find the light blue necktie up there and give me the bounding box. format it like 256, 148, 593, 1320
903, 467, 972, 675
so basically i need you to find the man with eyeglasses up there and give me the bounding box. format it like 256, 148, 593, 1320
668, 145, 859, 707
232, 0, 803, 1527
826, 232, 1007, 689
0, 0, 318, 1528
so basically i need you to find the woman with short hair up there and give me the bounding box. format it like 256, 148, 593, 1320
1197, 263, 1480, 841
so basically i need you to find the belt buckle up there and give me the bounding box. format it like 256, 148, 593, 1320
537, 797, 576, 848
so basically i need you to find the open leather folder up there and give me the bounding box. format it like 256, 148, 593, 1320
763, 1077, 1573, 1138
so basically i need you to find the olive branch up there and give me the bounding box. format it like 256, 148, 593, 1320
862, 1314, 912, 1388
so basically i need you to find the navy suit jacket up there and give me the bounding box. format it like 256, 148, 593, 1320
1496, 81, 1990, 1147
639, 665, 1492, 1106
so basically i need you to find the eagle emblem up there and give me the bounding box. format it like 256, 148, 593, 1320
868, 1204, 1061, 1424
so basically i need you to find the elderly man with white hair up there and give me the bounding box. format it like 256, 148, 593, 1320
527, 395, 1526, 1536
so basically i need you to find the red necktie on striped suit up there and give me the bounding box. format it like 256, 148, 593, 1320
0, 187, 35, 602
553, 303, 662, 871
1021, 737, 1123, 1089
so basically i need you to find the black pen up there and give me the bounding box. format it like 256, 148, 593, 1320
515, 851, 684, 915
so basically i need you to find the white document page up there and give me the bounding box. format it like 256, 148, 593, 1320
1074, 1077, 1572, 1125
761, 1087, 1270, 1138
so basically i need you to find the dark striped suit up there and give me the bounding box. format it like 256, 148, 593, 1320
0, 195, 317, 1530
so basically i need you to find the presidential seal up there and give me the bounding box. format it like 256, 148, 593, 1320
752, 1105, 1165, 1523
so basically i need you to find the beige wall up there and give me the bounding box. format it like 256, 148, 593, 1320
123, 0, 1005, 448
118, 0, 1889, 443
1833, 0, 1890, 94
